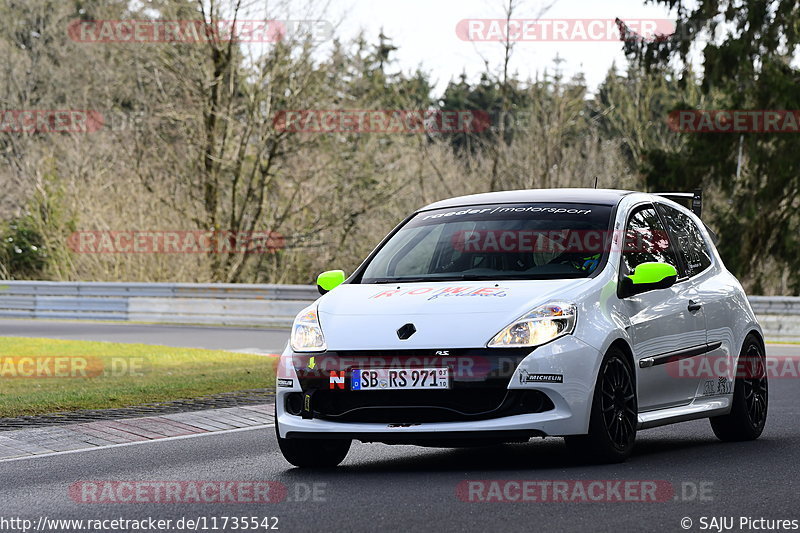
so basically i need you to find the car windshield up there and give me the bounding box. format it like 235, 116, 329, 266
359, 202, 614, 283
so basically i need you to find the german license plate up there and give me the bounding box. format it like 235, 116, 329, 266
351, 368, 449, 391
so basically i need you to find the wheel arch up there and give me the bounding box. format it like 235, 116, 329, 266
607, 338, 636, 382
734, 329, 766, 368
588, 338, 637, 414
745, 329, 765, 353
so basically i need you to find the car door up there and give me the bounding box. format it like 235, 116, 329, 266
619, 204, 708, 411
656, 203, 734, 398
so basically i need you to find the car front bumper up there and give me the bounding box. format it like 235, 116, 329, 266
275, 335, 601, 440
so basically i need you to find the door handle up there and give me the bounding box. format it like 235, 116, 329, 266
687, 300, 702, 312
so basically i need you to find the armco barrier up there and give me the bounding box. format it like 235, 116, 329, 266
0, 282, 798, 339
0, 281, 318, 327
747, 296, 800, 341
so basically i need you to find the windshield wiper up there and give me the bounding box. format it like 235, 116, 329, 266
442, 274, 499, 281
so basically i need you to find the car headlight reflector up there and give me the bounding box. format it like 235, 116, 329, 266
290, 305, 327, 352
488, 302, 577, 348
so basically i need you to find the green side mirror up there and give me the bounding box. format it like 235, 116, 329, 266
620, 262, 678, 298
317, 270, 346, 295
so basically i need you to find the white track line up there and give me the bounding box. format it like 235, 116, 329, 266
0, 423, 274, 464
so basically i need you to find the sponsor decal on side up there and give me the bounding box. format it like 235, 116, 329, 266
519, 370, 563, 384
701, 377, 732, 396
277, 378, 294, 388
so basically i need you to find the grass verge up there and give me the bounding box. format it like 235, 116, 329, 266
0, 337, 276, 417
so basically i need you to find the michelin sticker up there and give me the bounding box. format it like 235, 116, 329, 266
519, 370, 563, 384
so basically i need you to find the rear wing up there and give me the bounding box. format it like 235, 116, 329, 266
653, 189, 702, 218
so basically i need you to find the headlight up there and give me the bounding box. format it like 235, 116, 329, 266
487, 302, 577, 348
290, 305, 327, 352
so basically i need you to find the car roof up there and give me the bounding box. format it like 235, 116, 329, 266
419, 188, 634, 212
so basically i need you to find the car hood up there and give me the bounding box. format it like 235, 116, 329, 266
316, 279, 592, 350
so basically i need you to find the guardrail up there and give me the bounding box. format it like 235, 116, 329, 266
0, 281, 798, 339
0, 281, 319, 327
747, 296, 800, 341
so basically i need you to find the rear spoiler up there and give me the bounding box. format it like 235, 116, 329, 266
653, 189, 702, 218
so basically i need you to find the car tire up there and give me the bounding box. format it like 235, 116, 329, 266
274, 409, 351, 468
564, 346, 637, 463
710, 335, 768, 442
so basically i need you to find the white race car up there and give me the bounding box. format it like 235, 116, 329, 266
275, 189, 768, 466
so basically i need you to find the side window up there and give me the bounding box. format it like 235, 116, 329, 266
656, 204, 713, 278
621, 205, 680, 276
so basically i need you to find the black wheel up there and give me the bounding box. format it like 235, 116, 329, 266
275, 411, 351, 468
710, 335, 768, 441
565, 346, 637, 463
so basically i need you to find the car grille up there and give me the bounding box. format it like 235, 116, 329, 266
309, 389, 554, 423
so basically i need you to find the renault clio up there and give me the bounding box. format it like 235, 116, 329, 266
275, 189, 767, 467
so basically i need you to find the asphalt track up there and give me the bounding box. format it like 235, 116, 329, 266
1, 320, 799, 532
